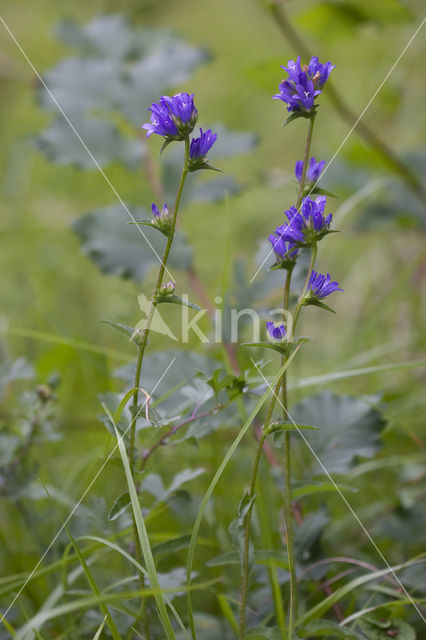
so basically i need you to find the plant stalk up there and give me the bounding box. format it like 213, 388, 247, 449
279, 113, 316, 634
239, 377, 282, 639
296, 114, 315, 209
127, 136, 190, 635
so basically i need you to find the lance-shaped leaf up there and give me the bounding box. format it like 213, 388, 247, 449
154, 294, 201, 311
100, 320, 134, 338
229, 492, 256, 570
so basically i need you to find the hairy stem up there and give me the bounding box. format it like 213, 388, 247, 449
278, 113, 316, 634
292, 241, 317, 329
129, 136, 190, 475
296, 114, 315, 209
239, 378, 282, 639
127, 136, 190, 634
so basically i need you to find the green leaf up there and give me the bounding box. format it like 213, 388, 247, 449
359, 616, 416, 640
298, 620, 359, 638
294, 508, 329, 563
304, 299, 336, 314
243, 341, 286, 354
35, 116, 144, 169
92, 616, 107, 640
282, 110, 316, 127
297, 556, 425, 627
40, 16, 208, 125
100, 319, 134, 338
268, 422, 319, 449
206, 549, 289, 570
291, 481, 357, 500
268, 421, 319, 433
108, 492, 130, 521
229, 492, 256, 569
217, 593, 238, 635
73, 204, 193, 281
128, 219, 171, 238
152, 535, 191, 559
305, 187, 338, 198
155, 294, 201, 311
290, 391, 386, 474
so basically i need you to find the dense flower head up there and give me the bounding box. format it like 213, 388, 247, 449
295, 157, 326, 184
279, 196, 333, 246
308, 271, 342, 299
142, 92, 198, 139
266, 321, 286, 342
274, 56, 335, 113
190, 128, 217, 160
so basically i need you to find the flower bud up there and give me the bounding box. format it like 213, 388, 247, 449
158, 281, 175, 296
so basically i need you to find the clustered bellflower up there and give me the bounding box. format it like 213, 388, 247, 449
307, 271, 343, 299
295, 157, 325, 184
277, 196, 333, 247
142, 92, 198, 140
274, 56, 335, 113
268, 231, 299, 269
188, 128, 218, 171
143, 94, 218, 170
267, 321, 286, 342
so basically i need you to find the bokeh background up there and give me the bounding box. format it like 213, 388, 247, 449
0, 1, 425, 635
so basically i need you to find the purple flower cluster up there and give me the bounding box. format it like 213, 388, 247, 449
295, 157, 325, 184
142, 94, 218, 168
275, 196, 333, 247
308, 271, 343, 299
274, 56, 335, 113
142, 92, 198, 140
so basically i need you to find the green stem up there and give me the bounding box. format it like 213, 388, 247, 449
127, 136, 190, 635
292, 241, 317, 330
257, 483, 287, 639
280, 269, 297, 637
296, 114, 316, 209
129, 136, 190, 473
239, 377, 282, 640
278, 114, 316, 635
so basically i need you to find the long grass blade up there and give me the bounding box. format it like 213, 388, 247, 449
297, 555, 426, 627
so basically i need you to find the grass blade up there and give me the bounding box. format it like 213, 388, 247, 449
92, 616, 107, 640
297, 555, 426, 627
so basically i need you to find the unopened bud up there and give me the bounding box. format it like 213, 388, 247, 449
158, 281, 175, 296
